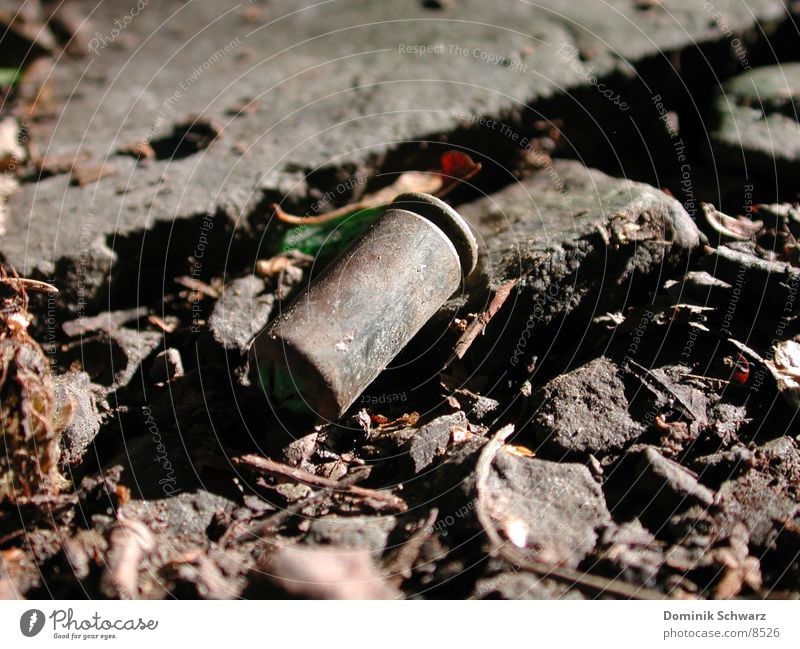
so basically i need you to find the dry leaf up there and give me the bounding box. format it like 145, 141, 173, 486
273, 151, 481, 224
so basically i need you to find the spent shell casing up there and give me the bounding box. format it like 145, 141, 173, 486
249, 192, 478, 421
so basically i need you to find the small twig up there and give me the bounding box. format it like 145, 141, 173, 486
166, 550, 238, 599
273, 153, 481, 225
232, 454, 407, 512
683, 373, 729, 386
451, 278, 519, 361
0, 276, 59, 294
4, 492, 78, 507
273, 171, 441, 225
626, 359, 698, 422
433, 162, 482, 198
226, 489, 327, 544
383, 508, 439, 586
174, 275, 219, 299
224, 465, 377, 544
474, 425, 666, 600
147, 314, 176, 333
0, 528, 26, 547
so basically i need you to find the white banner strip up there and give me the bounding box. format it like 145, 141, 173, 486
1, 600, 798, 648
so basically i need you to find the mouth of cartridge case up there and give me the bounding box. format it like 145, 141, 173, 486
389, 192, 478, 276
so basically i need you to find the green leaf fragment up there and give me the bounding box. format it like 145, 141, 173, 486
0, 68, 20, 87
257, 361, 313, 416
280, 206, 383, 256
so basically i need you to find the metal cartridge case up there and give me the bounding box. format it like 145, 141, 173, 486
249, 192, 478, 421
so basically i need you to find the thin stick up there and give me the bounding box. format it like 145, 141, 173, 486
174, 275, 219, 299
273, 157, 481, 225
0, 277, 59, 294
232, 454, 407, 512
433, 162, 482, 198
451, 278, 518, 361
273, 172, 442, 225
383, 508, 439, 585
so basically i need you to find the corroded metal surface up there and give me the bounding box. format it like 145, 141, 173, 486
250, 193, 477, 421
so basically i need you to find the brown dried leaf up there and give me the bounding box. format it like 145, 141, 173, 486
702, 202, 763, 241
274, 151, 481, 224
71, 162, 115, 186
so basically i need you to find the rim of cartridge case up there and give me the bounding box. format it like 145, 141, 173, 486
389, 192, 478, 276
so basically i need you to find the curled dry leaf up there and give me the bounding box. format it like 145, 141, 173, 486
273, 150, 481, 224
0, 269, 67, 501
766, 339, 800, 408
254, 250, 312, 299
504, 444, 535, 458
354, 408, 372, 436
702, 202, 763, 241
255, 251, 312, 278
371, 412, 420, 431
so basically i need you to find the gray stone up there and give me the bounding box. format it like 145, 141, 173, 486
451, 389, 500, 422
60, 327, 162, 389
718, 437, 800, 550
693, 444, 754, 485
3, 0, 774, 306
409, 412, 468, 473
474, 568, 585, 600
635, 446, 716, 515
306, 515, 397, 556
529, 356, 645, 454
594, 520, 665, 589
485, 450, 611, 567
123, 490, 237, 560
104, 328, 163, 389
208, 275, 273, 353
449, 161, 702, 375
54, 370, 103, 466
461, 160, 701, 291
712, 63, 800, 184
698, 244, 800, 317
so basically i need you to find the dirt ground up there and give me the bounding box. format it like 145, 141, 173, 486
1, 0, 800, 600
